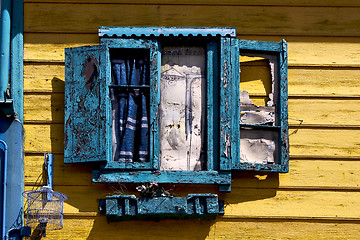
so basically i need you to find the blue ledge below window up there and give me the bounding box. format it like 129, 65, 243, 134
99, 194, 224, 221
93, 170, 232, 192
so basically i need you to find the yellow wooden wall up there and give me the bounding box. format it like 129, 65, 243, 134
23, 1, 360, 239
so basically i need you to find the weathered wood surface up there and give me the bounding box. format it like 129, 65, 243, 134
24, 155, 360, 189
23, 185, 360, 219
222, 190, 360, 218
24, 64, 65, 93
24, 63, 360, 96
40, 217, 360, 240
24, 3, 360, 36
22, 0, 360, 7
24, 34, 360, 66
22, 1, 360, 238
24, 94, 64, 123
23, 124, 360, 156
24, 93, 360, 125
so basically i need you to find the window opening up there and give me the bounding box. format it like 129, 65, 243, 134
239, 53, 280, 165
160, 45, 206, 171
110, 48, 150, 163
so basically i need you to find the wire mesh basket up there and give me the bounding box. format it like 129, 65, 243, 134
23, 186, 68, 231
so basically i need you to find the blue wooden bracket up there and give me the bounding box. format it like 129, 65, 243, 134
99, 194, 224, 221
0, 100, 14, 117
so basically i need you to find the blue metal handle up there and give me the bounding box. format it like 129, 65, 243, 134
45, 153, 53, 189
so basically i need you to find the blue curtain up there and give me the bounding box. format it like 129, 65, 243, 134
111, 58, 149, 163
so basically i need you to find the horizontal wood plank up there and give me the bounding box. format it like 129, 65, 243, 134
24, 155, 93, 186
24, 124, 360, 157
212, 220, 360, 240
24, 93, 64, 123
24, 4, 360, 36
24, 93, 360, 125
23, 185, 360, 218
39, 217, 360, 240
24, 153, 360, 189
288, 98, 360, 126
24, 124, 64, 153
22, 0, 360, 7
24, 34, 360, 66
222, 189, 360, 218
287, 68, 360, 97
232, 160, 360, 189
288, 128, 360, 157
24, 63, 65, 93
24, 62, 360, 97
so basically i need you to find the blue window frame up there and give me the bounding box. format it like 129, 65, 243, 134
64, 27, 288, 192
103, 38, 160, 170
231, 39, 289, 172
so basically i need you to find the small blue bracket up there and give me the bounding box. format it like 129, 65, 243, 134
99, 194, 224, 221
0, 100, 14, 117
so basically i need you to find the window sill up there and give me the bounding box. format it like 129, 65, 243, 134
93, 170, 231, 185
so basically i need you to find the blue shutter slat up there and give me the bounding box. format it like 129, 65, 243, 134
279, 40, 289, 173
219, 37, 233, 171
230, 38, 240, 171
206, 41, 218, 171
64, 45, 107, 163
238, 40, 282, 52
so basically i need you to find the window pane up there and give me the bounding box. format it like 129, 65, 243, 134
239, 52, 280, 165
240, 129, 279, 164
240, 53, 279, 125
110, 49, 150, 163
160, 46, 206, 171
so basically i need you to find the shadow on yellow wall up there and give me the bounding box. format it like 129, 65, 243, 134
38, 67, 280, 240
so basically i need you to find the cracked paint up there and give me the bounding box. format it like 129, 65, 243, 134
240, 91, 275, 125
81, 54, 99, 90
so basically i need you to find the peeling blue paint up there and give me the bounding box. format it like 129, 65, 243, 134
232, 39, 289, 173
99, 194, 224, 221
99, 26, 236, 38
64, 27, 289, 197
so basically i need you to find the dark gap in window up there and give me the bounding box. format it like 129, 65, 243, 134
110, 48, 150, 163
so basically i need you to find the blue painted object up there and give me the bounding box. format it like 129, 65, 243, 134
64, 27, 289, 196
93, 170, 231, 185
0, 0, 11, 102
0, 119, 24, 238
99, 26, 236, 38
65, 27, 235, 191
102, 38, 160, 170
64, 45, 107, 163
0, 0, 16, 117
45, 153, 53, 189
0, 140, 8, 239
99, 194, 224, 221
231, 39, 289, 173
10, 0, 24, 122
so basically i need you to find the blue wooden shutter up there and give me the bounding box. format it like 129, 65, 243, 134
64, 45, 107, 163
232, 39, 289, 172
